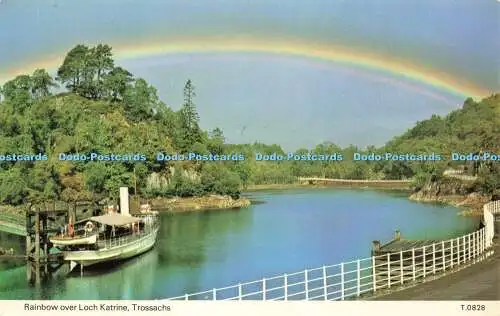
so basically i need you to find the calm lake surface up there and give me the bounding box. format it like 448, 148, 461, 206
0, 188, 478, 299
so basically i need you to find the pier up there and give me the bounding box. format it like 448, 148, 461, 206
0, 199, 104, 284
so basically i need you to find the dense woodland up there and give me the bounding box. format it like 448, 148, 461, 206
0, 44, 498, 205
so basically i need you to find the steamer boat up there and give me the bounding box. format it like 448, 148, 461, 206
49, 188, 159, 271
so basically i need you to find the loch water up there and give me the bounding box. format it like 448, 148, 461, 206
0, 188, 477, 299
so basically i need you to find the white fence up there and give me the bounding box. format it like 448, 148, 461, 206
165, 201, 499, 301
484, 200, 500, 248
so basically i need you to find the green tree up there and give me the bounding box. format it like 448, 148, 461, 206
56, 44, 114, 99
122, 78, 158, 121
31, 69, 57, 98
207, 127, 225, 154
103, 67, 133, 101
57, 44, 90, 94
177, 79, 202, 151
2, 75, 33, 112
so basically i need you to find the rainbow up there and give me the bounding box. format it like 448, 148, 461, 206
0, 36, 492, 100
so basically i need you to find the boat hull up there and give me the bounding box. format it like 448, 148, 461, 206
64, 229, 158, 268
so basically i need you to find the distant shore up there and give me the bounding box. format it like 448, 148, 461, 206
0, 179, 488, 219
245, 181, 412, 192
133, 195, 251, 213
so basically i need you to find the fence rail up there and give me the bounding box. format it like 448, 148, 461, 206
165, 200, 499, 301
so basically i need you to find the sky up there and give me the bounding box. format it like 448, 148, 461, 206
0, 0, 498, 150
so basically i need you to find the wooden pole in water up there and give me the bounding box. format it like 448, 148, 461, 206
35, 210, 40, 264
35, 262, 41, 286
26, 209, 31, 258
43, 214, 48, 261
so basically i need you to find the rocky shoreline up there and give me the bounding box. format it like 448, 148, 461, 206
0, 195, 252, 218
409, 191, 490, 216
145, 195, 251, 212
407, 177, 495, 217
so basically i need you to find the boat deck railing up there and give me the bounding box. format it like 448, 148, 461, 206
97, 216, 159, 249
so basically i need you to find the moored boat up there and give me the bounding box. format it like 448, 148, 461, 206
51, 187, 160, 271
52, 211, 159, 270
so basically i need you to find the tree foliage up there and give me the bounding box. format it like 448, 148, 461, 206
0, 43, 498, 205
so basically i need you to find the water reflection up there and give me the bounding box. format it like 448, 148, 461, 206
0, 207, 254, 299
0, 190, 476, 300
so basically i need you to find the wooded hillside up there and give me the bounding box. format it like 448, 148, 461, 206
0, 44, 498, 205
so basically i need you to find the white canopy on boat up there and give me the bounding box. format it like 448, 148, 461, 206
90, 213, 142, 226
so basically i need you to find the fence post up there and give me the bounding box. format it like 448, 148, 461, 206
472, 232, 477, 259
284, 274, 288, 301
479, 230, 484, 254
399, 250, 403, 284
357, 259, 361, 296
238, 283, 242, 301
476, 231, 479, 258
304, 269, 309, 300
422, 246, 426, 278
212, 288, 217, 300
481, 228, 484, 253
463, 235, 466, 262
432, 243, 436, 274
450, 239, 454, 268
263, 278, 266, 301
340, 263, 345, 300
411, 248, 416, 281
387, 253, 391, 289
323, 266, 328, 300
480, 229, 483, 254
473, 232, 477, 259
477, 230, 483, 255
468, 234, 471, 261
441, 241, 445, 271
372, 256, 377, 293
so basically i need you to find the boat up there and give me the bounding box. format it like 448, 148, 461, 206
50, 233, 98, 246
49, 215, 99, 246
53, 211, 160, 270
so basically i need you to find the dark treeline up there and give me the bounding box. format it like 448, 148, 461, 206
0, 44, 498, 205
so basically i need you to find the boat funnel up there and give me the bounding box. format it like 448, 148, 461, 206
120, 187, 130, 216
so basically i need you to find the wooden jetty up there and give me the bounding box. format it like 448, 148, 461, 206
0, 199, 105, 284
371, 230, 479, 290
